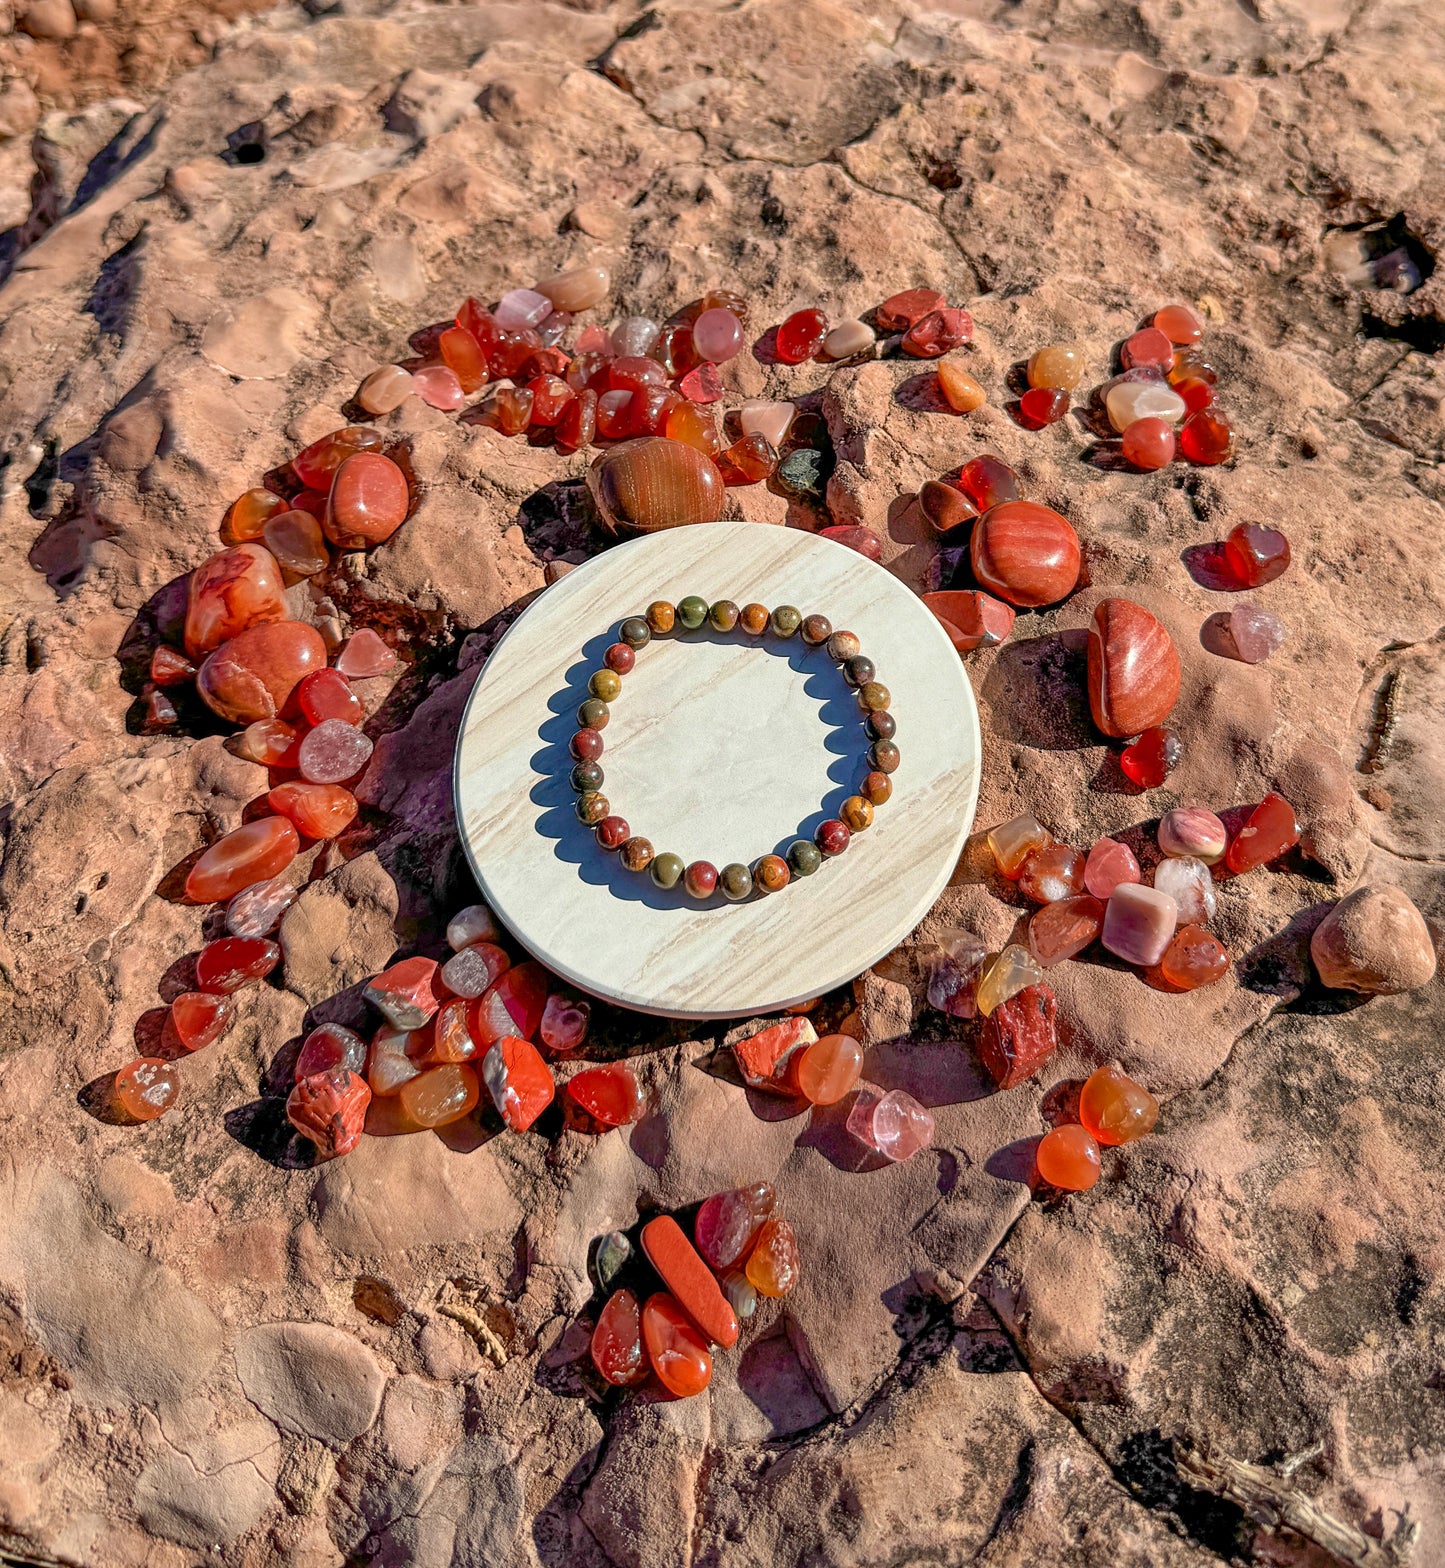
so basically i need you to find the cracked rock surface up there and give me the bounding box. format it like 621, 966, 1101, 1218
0, 0, 1442, 1563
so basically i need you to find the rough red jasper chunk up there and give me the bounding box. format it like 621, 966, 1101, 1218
1225, 792, 1300, 873
902, 307, 971, 357
470, 961, 549, 1045
971, 501, 1081, 607
115, 1058, 180, 1120
195, 936, 280, 993
977, 983, 1058, 1090
1224, 523, 1290, 587
922, 590, 1015, 652
324, 452, 409, 548
186, 817, 300, 903
287, 1068, 371, 1158
185, 544, 289, 659
642, 1293, 711, 1398
268, 781, 357, 840
732, 1017, 817, 1092
640, 1216, 739, 1348
198, 622, 328, 725
481, 1034, 555, 1130
1087, 598, 1182, 739
776, 306, 828, 363
592, 1288, 649, 1386
695, 1182, 775, 1269
566, 1063, 644, 1127
297, 669, 363, 727
877, 288, 945, 330
365, 957, 440, 1029
1027, 894, 1105, 967
1121, 727, 1181, 789
170, 990, 235, 1050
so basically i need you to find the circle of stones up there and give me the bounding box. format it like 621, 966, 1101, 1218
569, 598, 900, 902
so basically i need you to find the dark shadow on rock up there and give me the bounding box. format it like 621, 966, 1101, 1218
1080, 441, 1135, 472
980, 632, 1096, 751
865, 1038, 994, 1108
1115, 1428, 1247, 1558
157, 952, 199, 1002
894, 373, 954, 413
78, 1072, 135, 1125
154, 845, 211, 905
794, 1091, 887, 1172
737, 1329, 831, 1437
750, 325, 782, 365
985, 1135, 1042, 1187
1039, 1079, 1084, 1128
1088, 747, 1144, 796
1238, 900, 1370, 1014
222, 1097, 314, 1169
132, 1006, 170, 1057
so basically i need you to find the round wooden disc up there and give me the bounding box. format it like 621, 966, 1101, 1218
454, 521, 981, 1018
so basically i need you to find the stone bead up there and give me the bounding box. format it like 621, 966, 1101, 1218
115, 1058, 180, 1121
263, 509, 328, 579
902, 308, 971, 357
1159, 925, 1230, 989
739, 400, 794, 449
987, 814, 1051, 878
577, 793, 609, 826
869, 740, 899, 774
745, 1218, 801, 1298
958, 455, 1020, 511
1018, 843, 1085, 903
692, 307, 743, 363
620, 838, 655, 874
1153, 304, 1203, 345
589, 669, 621, 702
1083, 837, 1141, 898
1224, 523, 1290, 587
865, 764, 892, 799
1035, 1125, 1101, 1191
822, 318, 876, 359
567, 1062, 644, 1127
571, 727, 605, 763
555, 388, 597, 452
719, 861, 753, 900
1178, 408, 1234, 465
976, 944, 1044, 1016
297, 669, 363, 727
198, 622, 328, 725
298, 719, 373, 785
471, 961, 549, 1045
187, 817, 300, 903
226, 876, 297, 939
170, 990, 235, 1050
1019, 387, 1069, 427
1158, 808, 1227, 864
1080, 1064, 1159, 1144
358, 365, 414, 415
1105, 379, 1187, 433
1087, 598, 1181, 739
825, 630, 861, 663
676, 595, 708, 631
800, 614, 832, 646
847, 1085, 935, 1161
925, 928, 989, 1017
641, 1215, 739, 1347
536, 264, 610, 312
792, 1033, 863, 1104
1225, 792, 1300, 873
576, 701, 610, 738
400, 1063, 480, 1128
596, 816, 629, 850
412, 365, 466, 410
448, 905, 500, 950
738, 602, 770, 637
1121, 727, 1182, 789
770, 604, 802, 638
1310, 885, 1437, 995
717, 432, 777, 485
816, 819, 851, 858
684, 861, 718, 899
336, 627, 397, 679
650, 852, 685, 890
365, 956, 440, 1029
1027, 343, 1084, 391
858, 682, 890, 714
643, 601, 675, 636
877, 288, 945, 330
818, 524, 883, 561
440, 942, 510, 999
840, 795, 874, 833
641, 1293, 712, 1397
777, 306, 828, 363
586, 438, 725, 534
936, 358, 987, 412
481, 1034, 555, 1130
295, 1023, 367, 1081
592, 1288, 648, 1386
1121, 417, 1176, 470
1102, 883, 1178, 966
223, 488, 287, 545
1224, 603, 1287, 664
696, 1183, 775, 1270
923, 589, 1015, 654
1028, 894, 1105, 967
709, 600, 740, 633
611, 617, 648, 652
752, 854, 791, 893
185, 544, 288, 659
1153, 855, 1216, 925
288, 1068, 371, 1157
866, 710, 896, 740
919, 479, 979, 536
367, 1025, 422, 1096
324, 452, 409, 549
971, 501, 1081, 607
787, 840, 822, 877
149, 645, 196, 686
540, 993, 591, 1053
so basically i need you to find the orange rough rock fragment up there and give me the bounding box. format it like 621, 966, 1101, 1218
640, 1215, 739, 1348
731, 1017, 817, 1092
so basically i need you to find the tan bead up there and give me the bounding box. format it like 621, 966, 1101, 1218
841, 795, 874, 832
1027, 343, 1084, 391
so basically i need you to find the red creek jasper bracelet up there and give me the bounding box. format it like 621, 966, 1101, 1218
570, 597, 899, 900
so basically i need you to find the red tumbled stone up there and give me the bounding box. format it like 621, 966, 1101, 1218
641, 1215, 739, 1348
1224, 522, 1291, 587
364, 956, 440, 1029
1087, 597, 1182, 739
776, 306, 828, 363
922, 590, 1015, 652
1225, 791, 1301, 874
877, 288, 945, 330
1121, 726, 1182, 789
566, 1063, 645, 1127
287, 1068, 371, 1158
324, 452, 409, 549
197, 622, 328, 725
185, 544, 289, 659
195, 936, 280, 993
971, 501, 1081, 607
977, 982, 1058, 1090
170, 990, 235, 1050
902, 308, 971, 357
1018, 386, 1069, 427
958, 455, 1019, 511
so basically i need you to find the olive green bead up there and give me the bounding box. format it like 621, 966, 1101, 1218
859, 681, 890, 712
787, 839, 823, 877
620, 616, 651, 649
719, 862, 754, 901
650, 852, 685, 890
844, 655, 875, 688
619, 837, 654, 874
578, 697, 609, 731
869, 739, 900, 774
646, 601, 676, 635
676, 595, 708, 630
709, 600, 740, 633
589, 669, 622, 702
576, 792, 610, 825
770, 604, 802, 638
800, 614, 832, 646
866, 709, 895, 741
571, 760, 604, 793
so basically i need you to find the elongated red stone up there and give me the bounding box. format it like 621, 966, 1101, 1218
978, 983, 1058, 1089
324, 452, 409, 549
185, 544, 289, 658
592, 1288, 649, 1386
186, 817, 300, 903
1087, 598, 1182, 738
1225, 792, 1300, 873
642, 1294, 711, 1397
971, 501, 1081, 607
197, 622, 328, 725
640, 1216, 739, 1348
922, 590, 1015, 652
195, 936, 280, 993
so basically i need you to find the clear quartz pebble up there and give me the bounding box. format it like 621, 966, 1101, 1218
448, 903, 500, 950
1226, 603, 1287, 664
610, 316, 660, 357
226, 876, 298, 938
493, 288, 553, 330
975, 944, 1043, 1016
1105, 379, 1188, 432
412, 365, 467, 411
358, 365, 414, 415
847, 1083, 934, 1162
1152, 855, 1216, 926
925, 928, 989, 1018
298, 719, 373, 784
439, 942, 507, 999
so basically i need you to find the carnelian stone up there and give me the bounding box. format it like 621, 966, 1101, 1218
1079, 1065, 1158, 1145
186, 817, 300, 903
1120, 327, 1174, 370
365, 957, 440, 1029
150, 645, 196, 686
1036, 1125, 1101, 1190
197, 622, 328, 725
978, 983, 1058, 1089
642, 1294, 711, 1398
695, 1182, 775, 1270
268, 781, 358, 840
470, 961, 548, 1045
877, 288, 945, 330
185, 544, 289, 659
902, 307, 971, 357
971, 501, 1081, 608
140, 687, 179, 732
264, 509, 328, 580
1027, 344, 1084, 391
566, 1063, 644, 1127
416, 997, 480, 1065
556, 387, 598, 453
987, 814, 1051, 878
733, 1017, 817, 1092
368, 1025, 423, 1095
1087, 598, 1182, 739
170, 990, 235, 1050
776, 306, 828, 363
640, 1215, 739, 1347
744, 1217, 800, 1298
295, 1023, 367, 1080
663, 399, 721, 456
1159, 924, 1230, 989
922, 590, 1014, 652
1121, 416, 1175, 470
223, 487, 287, 544
936, 359, 987, 412
400, 1063, 479, 1127
481, 1034, 555, 1130
439, 942, 510, 1000
1224, 522, 1290, 587
1017, 843, 1085, 903
524, 373, 572, 428
1027, 894, 1105, 967
324, 452, 409, 549
1153, 304, 1203, 345
791, 1033, 864, 1104
236, 718, 304, 767
288, 1068, 371, 1157
1174, 376, 1215, 415
1018, 387, 1069, 427
297, 669, 363, 727
115, 1058, 180, 1120
1120, 727, 1182, 788
195, 936, 280, 993
1178, 408, 1234, 465
1225, 792, 1300, 873
292, 426, 383, 490
677, 363, 723, 403
592, 1288, 649, 1386
1083, 837, 1140, 899
716, 432, 776, 485
439, 326, 489, 393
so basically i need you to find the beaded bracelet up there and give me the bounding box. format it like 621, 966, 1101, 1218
569, 598, 899, 901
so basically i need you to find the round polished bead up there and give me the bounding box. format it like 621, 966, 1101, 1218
870, 740, 900, 774
646, 601, 676, 635
801, 614, 832, 646
866, 710, 896, 741
620, 617, 651, 649
770, 605, 802, 638
861, 770, 893, 805
571, 728, 604, 762
739, 602, 769, 636
589, 669, 622, 702
858, 681, 890, 712
578, 697, 609, 730
841, 795, 874, 832
604, 643, 635, 674
684, 860, 719, 899
753, 854, 791, 894
676, 595, 709, 630
619, 837, 654, 873
597, 815, 630, 849
816, 819, 851, 857
844, 655, 875, 688
719, 862, 754, 901
826, 630, 861, 662
571, 761, 604, 793
577, 792, 610, 825
650, 852, 684, 889
709, 600, 740, 633
788, 839, 824, 876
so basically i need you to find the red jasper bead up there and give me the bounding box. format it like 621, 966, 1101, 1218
816, 818, 851, 857
684, 861, 718, 899
596, 816, 630, 850
570, 728, 604, 762
603, 643, 635, 674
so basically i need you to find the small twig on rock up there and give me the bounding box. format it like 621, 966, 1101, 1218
1174, 1439, 1418, 1568
436, 1280, 510, 1367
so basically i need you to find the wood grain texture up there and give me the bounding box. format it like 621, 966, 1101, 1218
454, 522, 981, 1018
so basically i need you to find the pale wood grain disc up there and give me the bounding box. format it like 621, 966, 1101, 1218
454, 521, 980, 1018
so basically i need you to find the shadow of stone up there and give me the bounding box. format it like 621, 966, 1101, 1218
1199, 610, 1239, 659
1237, 900, 1365, 1013
866, 1037, 994, 1109
794, 1090, 887, 1172
980, 631, 1095, 751
894, 372, 955, 413
1182, 541, 1242, 591
737, 1328, 830, 1436
1039, 1078, 1084, 1128
222, 1097, 314, 1169
984, 1135, 1041, 1187
78, 1072, 136, 1125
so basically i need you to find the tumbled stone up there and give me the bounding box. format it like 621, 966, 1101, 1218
268, 782, 357, 840
198, 622, 328, 725
540, 993, 590, 1052
482, 1034, 555, 1130
1036, 1125, 1101, 1191
149, 645, 196, 686
170, 990, 235, 1050
936, 359, 986, 411
1121, 327, 1174, 370
971, 501, 1081, 607
642, 1216, 738, 1347
227, 876, 298, 939
115, 1058, 180, 1121
235, 718, 303, 767
745, 1218, 800, 1298
297, 669, 362, 728
901, 307, 971, 357
1027, 343, 1084, 391
846, 1085, 934, 1161
470, 961, 549, 1044
925, 928, 989, 1017
821, 318, 875, 359
292, 427, 383, 491
1121, 727, 1182, 789
1178, 408, 1234, 464
1018, 387, 1069, 427
587, 437, 725, 534
1159, 925, 1230, 990
695, 1182, 774, 1270
818, 524, 883, 561
610, 316, 659, 357
1153, 304, 1203, 344
264, 509, 328, 579
1087, 598, 1181, 739
358, 365, 415, 415
494, 287, 552, 330
590, 1230, 633, 1295
537, 265, 610, 312
1079, 1064, 1159, 1144
1083, 837, 1140, 899
185, 544, 289, 658
440, 942, 510, 999
1152, 855, 1216, 925
1121, 416, 1175, 470
1027, 894, 1105, 967
1101, 883, 1177, 966
692, 307, 743, 363
400, 1063, 479, 1128
187, 817, 300, 903
977, 983, 1058, 1089
365, 957, 440, 1029
1225, 792, 1301, 873
922, 590, 1014, 652
566, 1063, 644, 1127
325, 453, 409, 549
592, 1288, 649, 1386
918, 480, 977, 535
776, 306, 828, 363
295, 1023, 367, 1081
418, 998, 479, 1066
958, 455, 1019, 510
877, 288, 945, 330
1017, 843, 1085, 903
448, 904, 500, 950
1105, 379, 1187, 433
367, 1025, 422, 1096
1224, 603, 1287, 664
195, 935, 280, 993
733, 1017, 817, 1092
719, 1271, 758, 1322
641, 1293, 711, 1397
412, 365, 466, 410
1224, 523, 1290, 587
1157, 808, 1227, 864
298, 719, 373, 784
792, 1033, 864, 1104
288, 1069, 371, 1158
987, 814, 1051, 878
223, 487, 287, 544
1309, 884, 1437, 994
976, 945, 1044, 1016
717, 432, 777, 485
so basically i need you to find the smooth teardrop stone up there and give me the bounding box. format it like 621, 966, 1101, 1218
1101, 883, 1178, 966
1158, 807, 1227, 864
694, 1182, 775, 1270
1083, 837, 1140, 898
170, 990, 235, 1049
448, 904, 500, 950
186, 817, 300, 903
226, 876, 297, 938
976, 944, 1044, 1016
1226, 603, 1287, 663
269, 782, 358, 839
295, 1023, 367, 1080
822, 318, 875, 358
185, 544, 288, 658
1152, 855, 1216, 926
336, 627, 397, 678
792, 1033, 864, 1104
1027, 343, 1084, 391
1087, 597, 1182, 739
1224, 523, 1291, 587
412, 365, 466, 410
1121, 417, 1175, 470
1079, 1065, 1158, 1144
1224, 792, 1300, 874
194, 935, 280, 993
1160, 924, 1230, 989
536, 265, 610, 312
745, 1218, 800, 1297
1178, 408, 1234, 464
1105, 379, 1187, 433
1028, 894, 1105, 967
540, 993, 591, 1052
1153, 304, 1203, 344
877, 288, 945, 329
1036, 1125, 1101, 1191
263, 510, 328, 578
298, 719, 374, 785
494, 288, 552, 330
936, 359, 986, 412
358, 365, 414, 414
738, 399, 794, 449
324, 452, 409, 549
925, 928, 989, 1017
987, 814, 1051, 878
1017, 843, 1086, 903
198, 622, 328, 724
114, 1058, 180, 1121
586, 438, 725, 534
592, 1288, 648, 1386
971, 501, 1081, 607
641, 1294, 711, 1398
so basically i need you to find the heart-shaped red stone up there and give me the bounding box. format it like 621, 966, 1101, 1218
1086, 597, 1182, 738
970, 500, 1081, 607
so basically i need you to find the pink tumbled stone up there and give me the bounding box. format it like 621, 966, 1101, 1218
1226, 603, 1287, 664
1157, 807, 1227, 865
847, 1084, 934, 1162
540, 993, 591, 1052
1101, 883, 1178, 966
575, 324, 613, 354
298, 718, 373, 784
1083, 837, 1141, 900
335, 628, 397, 678
225, 876, 298, 939
691, 307, 743, 363
493, 288, 553, 330
412, 365, 467, 411
738, 400, 795, 449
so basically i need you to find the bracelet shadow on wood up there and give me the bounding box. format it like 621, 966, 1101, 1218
526, 625, 873, 910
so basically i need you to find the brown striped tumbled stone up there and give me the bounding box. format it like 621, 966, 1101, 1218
1086, 597, 1182, 739
586, 437, 726, 534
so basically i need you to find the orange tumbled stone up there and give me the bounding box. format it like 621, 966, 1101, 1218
1035, 1124, 1101, 1191
1086, 598, 1182, 739
399, 1063, 479, 1127
184, 544, 289, 659
197, 621, 328, 725
1027, 894, 1104, 967
922, 590, 1015, 653
268, 781, 358, 840
1225, 792, 1301, 874
744, 1217, 800, 1298
970, 501, 1081, 608
115, 1058, 180, 1121
791, 1033, 864, 1105
1078, 1064, 1158, 1145
223, 487, 287, 544
1017, 843, 1085, 903
186, 816, 300, 903
1153, 304, 1203, 345
936, 358, 987, 412
592, 1288, 649, 1386
439, 325, 489, 393
481, 1035, 555, 1130
169, 990, 235, 1050
324, 452, 409, 549
641, 1293, 712, 1398
586, 437, 725, 533
292, 426, 383, 491
1159, 924, 1230, 990
641, 1215, 739, 1347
